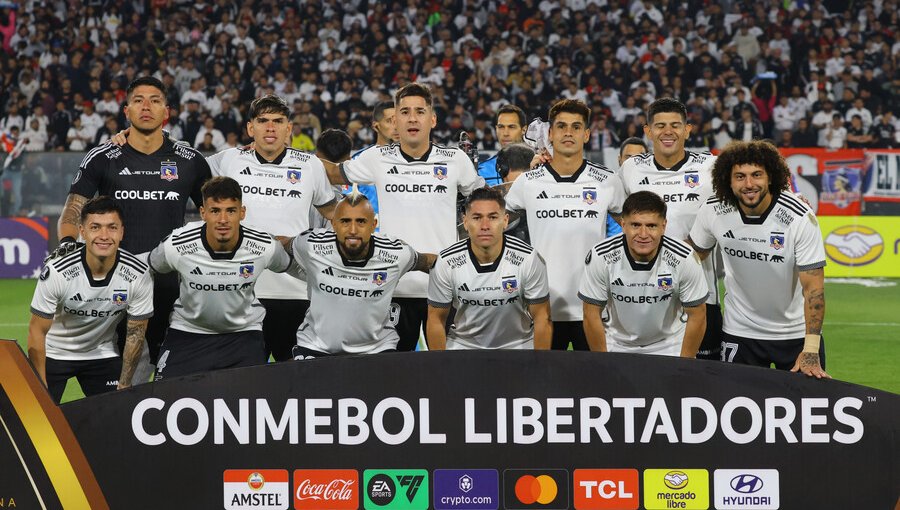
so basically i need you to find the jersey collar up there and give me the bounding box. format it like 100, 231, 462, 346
399, 143, 433, 163
544, 159, 587, 183
467, 237, 505, 273
653, 151, 690, 172
200, 224, 245, 259
254, 148, 287, 165
337, 237, 376, 267
622, 235, 660, 271
738, 192, 779, 225
80, 248, 121, 287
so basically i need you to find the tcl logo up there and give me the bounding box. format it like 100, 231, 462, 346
293, 469, 357, 510
573, 469, 639, 510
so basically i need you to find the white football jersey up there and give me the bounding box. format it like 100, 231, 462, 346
620, 150, 719, 305
427, 236, 550, 349
30, 247, 154, 361
148, 222, 291, 334
505, 160, 625, 321
578, 234, 708, 354
340, 143, 484, 297
292, 228, 418, 354
208, 147, 336, 300
689, 192, 826, 340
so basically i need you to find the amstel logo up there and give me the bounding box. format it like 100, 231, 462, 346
824, 226, 884, 266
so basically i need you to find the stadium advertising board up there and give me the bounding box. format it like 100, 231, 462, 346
1, 343, 897, 508
0, 216, 49, 278
864, 150, 900, 202
819, 216, 900, 277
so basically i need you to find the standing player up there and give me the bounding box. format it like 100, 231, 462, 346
28, 197, 153, 402
478, 104, 528, 185
208, 95, 337, 361
428, 187, 551, 350
346, 100, 401, 211
619, 98, 722, 360
320, 83, 484, 351
58, 76, 211, 382
288, 191, 436, 357
688, 141, 829, 378
579, 191, 708, 356
148, 177, 292, 379
505, 99, 625, 351
617, 137, 648, 167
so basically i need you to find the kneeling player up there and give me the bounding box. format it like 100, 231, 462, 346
148, 177, 292, 379
28, 197, 153, 402
288, 189, 436, 357
579, 191, 708, 356
428, 187, 551, 349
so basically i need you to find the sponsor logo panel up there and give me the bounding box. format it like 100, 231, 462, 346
293, 469, 358, 510
363, 469, 429, 510
643, 469, 708, 510
713, 470, 779, 510
223, 469, 289, 510
573, 469, 639, 510
433, 469, 499, 510
503, 469, 568, 510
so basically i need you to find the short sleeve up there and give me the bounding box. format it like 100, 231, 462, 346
426, 254, 454, 308
505, 173, 526, 212
68, 148, 106, 198
207, 149, 225, 176
677, 252, 710, 308
127, 270, 155, 320
522, 251, 550, 304
577, 247, 609, 306
688, 202, 717, 251
267, 240, 292, 273
30, 267, 63, 319
340, 149, 377, 185
794, 211, 827, 271
607, 173, 626, 214
147, 238, 175, 274
310, 156, 339, 208
190, 154, 213, 208
398, 241, 418, 276
455, 149, 485, 196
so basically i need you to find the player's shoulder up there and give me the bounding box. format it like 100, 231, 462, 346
371, 233, 407, 251
118, 248, 150, 274
660, 235, 694, 260
169, 138, 205, 161
79, 142, 122, 168
169, 221, 205, 244
431, 143, 464, 160
522, 165, 548, 181
591, 233, 625, 256
304, 228, 337, 243
583, 160, 617, 183
701, 195, 736, 216
368, 142, 401, 159
439, 238, 469, 258
775, 191, 813, 217
283, 147, 314, 164
504, 234, 534, 255
621, 152, 654, 171
47, 247, 85, 274
685, 149, 715, 166
242, 225, 276, 244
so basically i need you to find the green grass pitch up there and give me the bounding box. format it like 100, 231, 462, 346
1, 278, 897, 403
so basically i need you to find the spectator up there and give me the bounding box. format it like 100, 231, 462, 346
66, 118, 93, 151
792, 118, 819, 148
846, 115, 872, 149
871, 112, 898, 148
193, 117, 226, 151
79, 102, 104, 141
821, 114, 848, 149
22, 118, 48, 152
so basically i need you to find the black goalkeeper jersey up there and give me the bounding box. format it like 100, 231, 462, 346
69, 139, 211, 253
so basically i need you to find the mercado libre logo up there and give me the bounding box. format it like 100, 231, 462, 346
823, 225, 884, 266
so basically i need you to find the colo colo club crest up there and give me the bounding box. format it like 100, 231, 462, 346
160, 161, 178, 181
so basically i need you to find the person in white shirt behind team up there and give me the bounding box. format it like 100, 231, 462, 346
688, 140, 829, 378
428, 187, 552, 350
28, 197, 153, 402
148, 177, 292, 380
287, 189, 437, 358
579, 191, 708, 357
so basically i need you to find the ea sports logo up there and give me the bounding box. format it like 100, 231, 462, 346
367, 474, 395, 506
730, 474, 764, 494
663, 471, 689, 490
824, 225, 884, 266
247, 472, 265, 491
515, 475, 558, 505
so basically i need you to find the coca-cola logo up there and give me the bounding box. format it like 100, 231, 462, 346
293, 469, 359, 510
296, 478, 355, 501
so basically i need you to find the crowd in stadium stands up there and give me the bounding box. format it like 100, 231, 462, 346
0, 0, 898, 155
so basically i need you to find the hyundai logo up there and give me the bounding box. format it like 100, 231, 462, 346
730, 474, 764, 494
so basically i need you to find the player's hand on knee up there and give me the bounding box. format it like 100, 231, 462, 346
790, 351, 831, 379
44, 237, 83, 263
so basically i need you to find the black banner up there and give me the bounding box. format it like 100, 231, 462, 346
56, 351, 900, 509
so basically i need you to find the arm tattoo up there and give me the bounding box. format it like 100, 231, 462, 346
414, 253, 437, 273
798, 351, 821, 371
60, 194, 88, 231
120, 320, 148, 386
802, 268, 825, 335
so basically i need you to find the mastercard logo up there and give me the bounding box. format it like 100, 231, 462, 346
515, 475, 558, 505
824, 226, 884, 266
